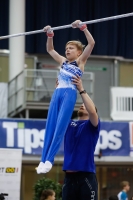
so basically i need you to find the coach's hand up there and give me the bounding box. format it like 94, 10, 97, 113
71, 75, 84, 92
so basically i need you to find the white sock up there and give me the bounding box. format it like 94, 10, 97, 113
40, 161, 52, 173
36, 162, 44, 174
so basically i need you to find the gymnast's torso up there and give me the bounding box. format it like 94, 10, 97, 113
57, 60, 83, 90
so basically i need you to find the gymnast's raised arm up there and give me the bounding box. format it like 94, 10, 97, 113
44, 25, 66, 65
72, 20, 95, 71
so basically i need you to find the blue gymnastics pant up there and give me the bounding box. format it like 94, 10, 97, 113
41, 88, 77, 164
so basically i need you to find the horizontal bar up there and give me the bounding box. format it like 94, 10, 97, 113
0, 12, 133, 40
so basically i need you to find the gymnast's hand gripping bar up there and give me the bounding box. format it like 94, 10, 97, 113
0, 12, 133, 40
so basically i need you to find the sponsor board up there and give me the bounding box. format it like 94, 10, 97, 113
0, 167, 18, 173
0, 119, 132, 156
95, 122, 130, 156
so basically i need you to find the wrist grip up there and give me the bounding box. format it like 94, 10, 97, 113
46, 32, 54, 38
80, 24, 87, 31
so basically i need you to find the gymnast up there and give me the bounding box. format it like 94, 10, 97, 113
37, 19, 95, 174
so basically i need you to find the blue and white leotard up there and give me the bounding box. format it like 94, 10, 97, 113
57, 60, 83, 89
41, 61, 83, 163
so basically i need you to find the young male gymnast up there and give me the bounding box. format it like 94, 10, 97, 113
37, 19, 95, 174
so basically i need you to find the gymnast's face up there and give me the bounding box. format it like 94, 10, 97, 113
65, 44, 81, 61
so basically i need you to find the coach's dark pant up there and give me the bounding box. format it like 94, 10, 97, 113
62, 172, 98, 200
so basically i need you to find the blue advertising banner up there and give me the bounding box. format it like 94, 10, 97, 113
0, 119, 133, 156
95, 122, 130, 156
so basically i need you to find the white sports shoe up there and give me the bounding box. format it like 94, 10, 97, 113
36, 162, 44, 174
40, 161, 52, 173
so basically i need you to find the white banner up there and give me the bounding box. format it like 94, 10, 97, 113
0, 148, 22, 200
